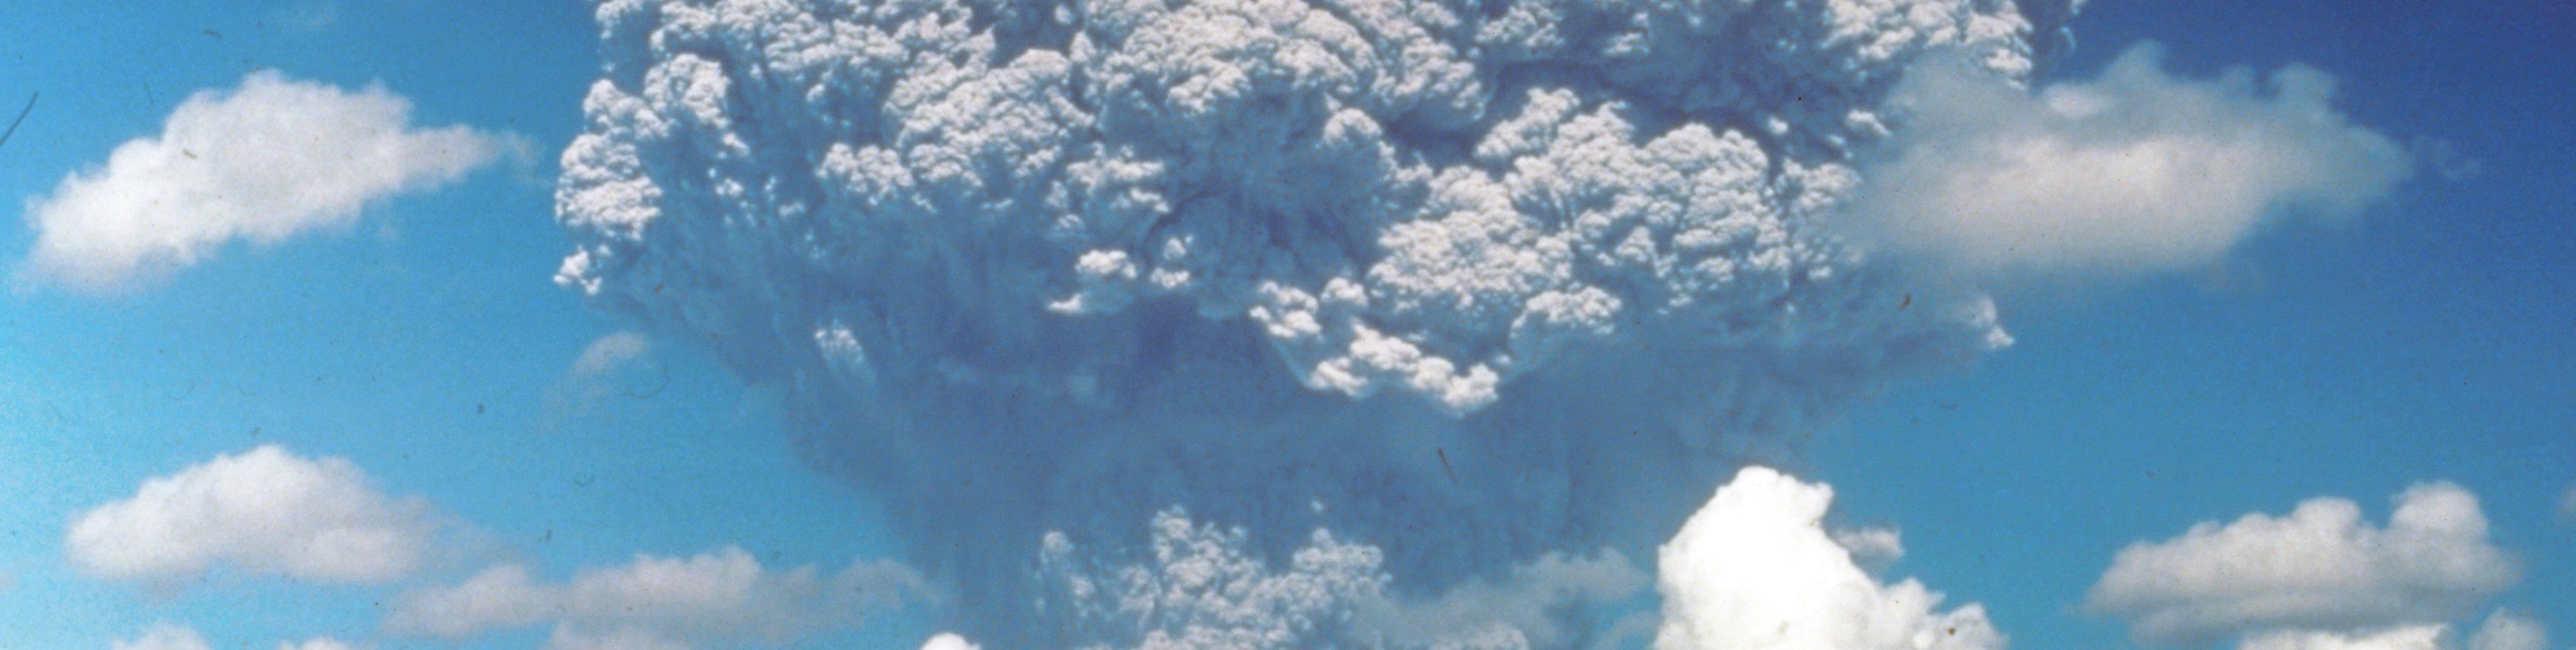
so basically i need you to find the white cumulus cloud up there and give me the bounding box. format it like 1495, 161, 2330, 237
22, 70, 505, 290
1654, 467, 2002, 650
111, 625, 211, 650
386, 547, 929, 650
1854, 43, 2412, 278
2087, 482, 2519, 646
67, 445, 437, 585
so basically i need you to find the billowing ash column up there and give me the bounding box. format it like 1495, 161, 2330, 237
554, 0, 2047, 644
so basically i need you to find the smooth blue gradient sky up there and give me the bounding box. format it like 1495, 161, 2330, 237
0, 1, 2567, 649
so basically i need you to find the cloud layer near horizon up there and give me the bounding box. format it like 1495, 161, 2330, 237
22, 70, 504, 290
108, 623, 349, 650
109, 625, 209, 650
387, 547, 930, 650
2231, 610, 2545, 650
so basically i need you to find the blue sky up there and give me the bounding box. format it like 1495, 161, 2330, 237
0, 2, 927, 647
1813, 3, 2576, 648
0, 1, 2568, 649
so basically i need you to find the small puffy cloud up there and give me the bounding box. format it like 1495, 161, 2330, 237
111, 625, 210, 650
1654, 467, 2002, 650
2240, 626, 2448, 650
22, 70, 503, 290
67, 445, 437, 585
921, 633, 981, 650
2087, 482, 2519, 646
2466, 610, 2546, 650
278, 639, 352, 650
1832, 526, 1906, 571
1855, 43, 2412, 278
387, 547, 928, 650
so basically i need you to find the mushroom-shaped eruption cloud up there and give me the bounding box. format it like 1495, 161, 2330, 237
556, 0, 2055, 643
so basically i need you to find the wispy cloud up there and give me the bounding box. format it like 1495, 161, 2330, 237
2557, 484, 2576, 523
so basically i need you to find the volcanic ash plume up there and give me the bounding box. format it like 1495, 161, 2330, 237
554, 0, 2058, 643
